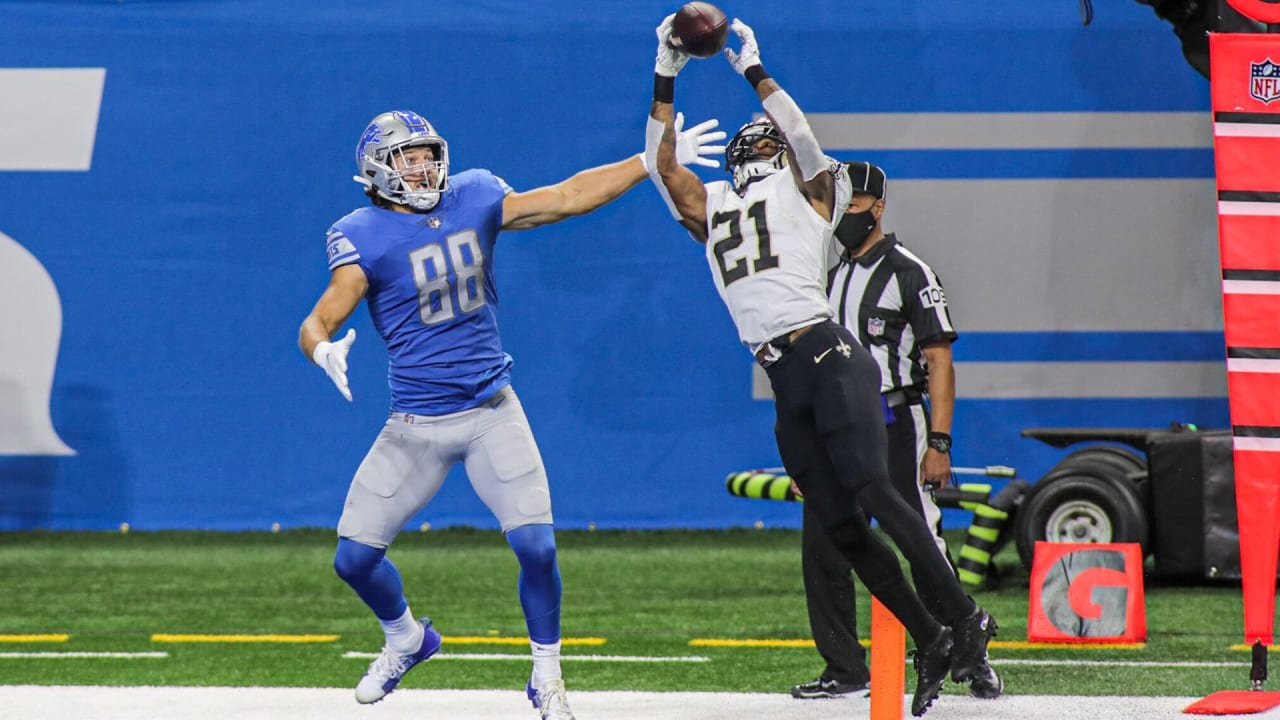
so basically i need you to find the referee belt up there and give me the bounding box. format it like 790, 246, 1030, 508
883, 387, 924, 408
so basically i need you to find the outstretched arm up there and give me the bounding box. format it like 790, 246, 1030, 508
648, 14, 710, 242
500, 155, 647, 231
725, 19, 836, 221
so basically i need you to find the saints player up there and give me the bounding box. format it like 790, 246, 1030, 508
299, 109, 722, 719
645, 16, 999, 717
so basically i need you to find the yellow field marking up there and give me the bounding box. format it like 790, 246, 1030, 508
991, 640, 1145, 650
0, 634, 69, 643
689, 638, 816, 648
1231, 643, 1280, 651
151, 634, 339, 643
445, 637, 606, 646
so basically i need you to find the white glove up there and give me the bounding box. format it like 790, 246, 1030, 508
654, 14, 690, 77
723, 19, 761, 76
639, 112, 725, 174
312, 328, 356, 401
675, 112, 726, 169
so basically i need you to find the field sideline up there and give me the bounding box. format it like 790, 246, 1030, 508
0, 686, 1251, 720
1, 528, 1274, 715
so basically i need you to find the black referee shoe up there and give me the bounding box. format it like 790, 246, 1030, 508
790, 674, 869, 699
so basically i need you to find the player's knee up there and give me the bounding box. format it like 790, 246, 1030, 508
333, 537, 385, 582
507, 523, 558, 574
825, 515, 870, 553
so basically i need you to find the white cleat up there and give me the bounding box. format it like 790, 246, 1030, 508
354, 618, 442, 704
526, 677, 576, 720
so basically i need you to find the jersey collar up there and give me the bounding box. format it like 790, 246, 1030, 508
846, 232, 898, 268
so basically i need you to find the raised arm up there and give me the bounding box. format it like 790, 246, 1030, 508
500, 155, 647, 231
647, 14, 710, 242
724, 19, 836, 221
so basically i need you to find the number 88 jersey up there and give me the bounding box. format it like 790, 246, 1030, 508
701, 164, 853, 351
323, 169, 514, 415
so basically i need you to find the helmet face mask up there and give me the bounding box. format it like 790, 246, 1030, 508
725, 119, 788, 190
354, 110, 449, 211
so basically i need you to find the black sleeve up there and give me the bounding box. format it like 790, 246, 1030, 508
898, 263, 958, 348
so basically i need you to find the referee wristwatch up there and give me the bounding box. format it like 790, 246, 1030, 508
927, 431, 952, 454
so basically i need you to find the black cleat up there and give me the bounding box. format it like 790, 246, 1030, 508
909, 627, 953, 717
967, 659, 1003, 699
950, 606, 998, 683
790, 674, 869, 699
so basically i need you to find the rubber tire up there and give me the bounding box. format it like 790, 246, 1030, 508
1051, 445, 1146, 476
1049, 445, 1150, 520
1014, 465, 1150, 570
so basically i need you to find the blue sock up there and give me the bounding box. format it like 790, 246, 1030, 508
506, 524, 562, 644
333, 537, 408, 621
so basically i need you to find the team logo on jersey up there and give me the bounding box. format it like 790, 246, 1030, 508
837, 338, 853, 357
918, 285, 947, 308
867, 317, 885, 337
427, 216, 441, 228
1251, 59, 1280, 104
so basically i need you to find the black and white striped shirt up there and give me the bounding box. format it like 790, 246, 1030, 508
826, 233, 957, 393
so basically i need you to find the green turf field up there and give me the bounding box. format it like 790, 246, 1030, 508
0, 528, 1263, 699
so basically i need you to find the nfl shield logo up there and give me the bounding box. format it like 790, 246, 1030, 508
1251, 59, 1280, 105
427, 216, 442, 228
867, 317, 885, 337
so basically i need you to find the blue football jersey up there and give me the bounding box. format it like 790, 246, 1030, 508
324, 169, 515, 414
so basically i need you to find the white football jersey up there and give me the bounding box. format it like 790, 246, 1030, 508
702, 162, 853, 352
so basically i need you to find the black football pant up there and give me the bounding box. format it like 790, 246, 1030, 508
764, 321, 973, 649
800, 400, 956, 681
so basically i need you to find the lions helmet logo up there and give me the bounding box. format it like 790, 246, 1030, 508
356, 123, 383, 165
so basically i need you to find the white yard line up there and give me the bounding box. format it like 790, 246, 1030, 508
343, 651, 711, 662
0, 686, 1270, 720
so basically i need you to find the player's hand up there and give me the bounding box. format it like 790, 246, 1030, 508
724, 18, 761, 76
921, 448, 952, 489
313, 328, 356, 402
674, 112, 726, 168
655, 14, 690, 77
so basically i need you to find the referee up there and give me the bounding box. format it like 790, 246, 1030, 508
789, 161, 1001, 700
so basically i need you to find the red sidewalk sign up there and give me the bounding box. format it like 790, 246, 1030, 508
1211, 30, 1280, 647
1027, 542, 1146, 643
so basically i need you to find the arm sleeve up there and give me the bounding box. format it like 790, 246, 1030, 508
644, 115, 684, 221
900, 264, 958, 346
762, 90, 827, 181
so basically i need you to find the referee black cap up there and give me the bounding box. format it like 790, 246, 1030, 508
845, 161, 886, 200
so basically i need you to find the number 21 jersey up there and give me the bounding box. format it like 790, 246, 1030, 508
702, 165, 853, 351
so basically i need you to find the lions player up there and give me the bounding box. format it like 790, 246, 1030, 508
645, 17, 999, 718
299, 109, 723, 719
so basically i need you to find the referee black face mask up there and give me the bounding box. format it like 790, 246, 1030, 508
834, 207, 877, 252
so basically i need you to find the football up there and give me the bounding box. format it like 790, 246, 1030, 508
671, 2, 729, 59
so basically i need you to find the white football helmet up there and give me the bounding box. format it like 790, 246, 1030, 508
725, 118, 787, 190
354, 110, 449, 211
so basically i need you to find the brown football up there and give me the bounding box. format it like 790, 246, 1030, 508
671, 2, 729, 59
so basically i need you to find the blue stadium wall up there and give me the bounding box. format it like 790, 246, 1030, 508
0, 1, 1227, 531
